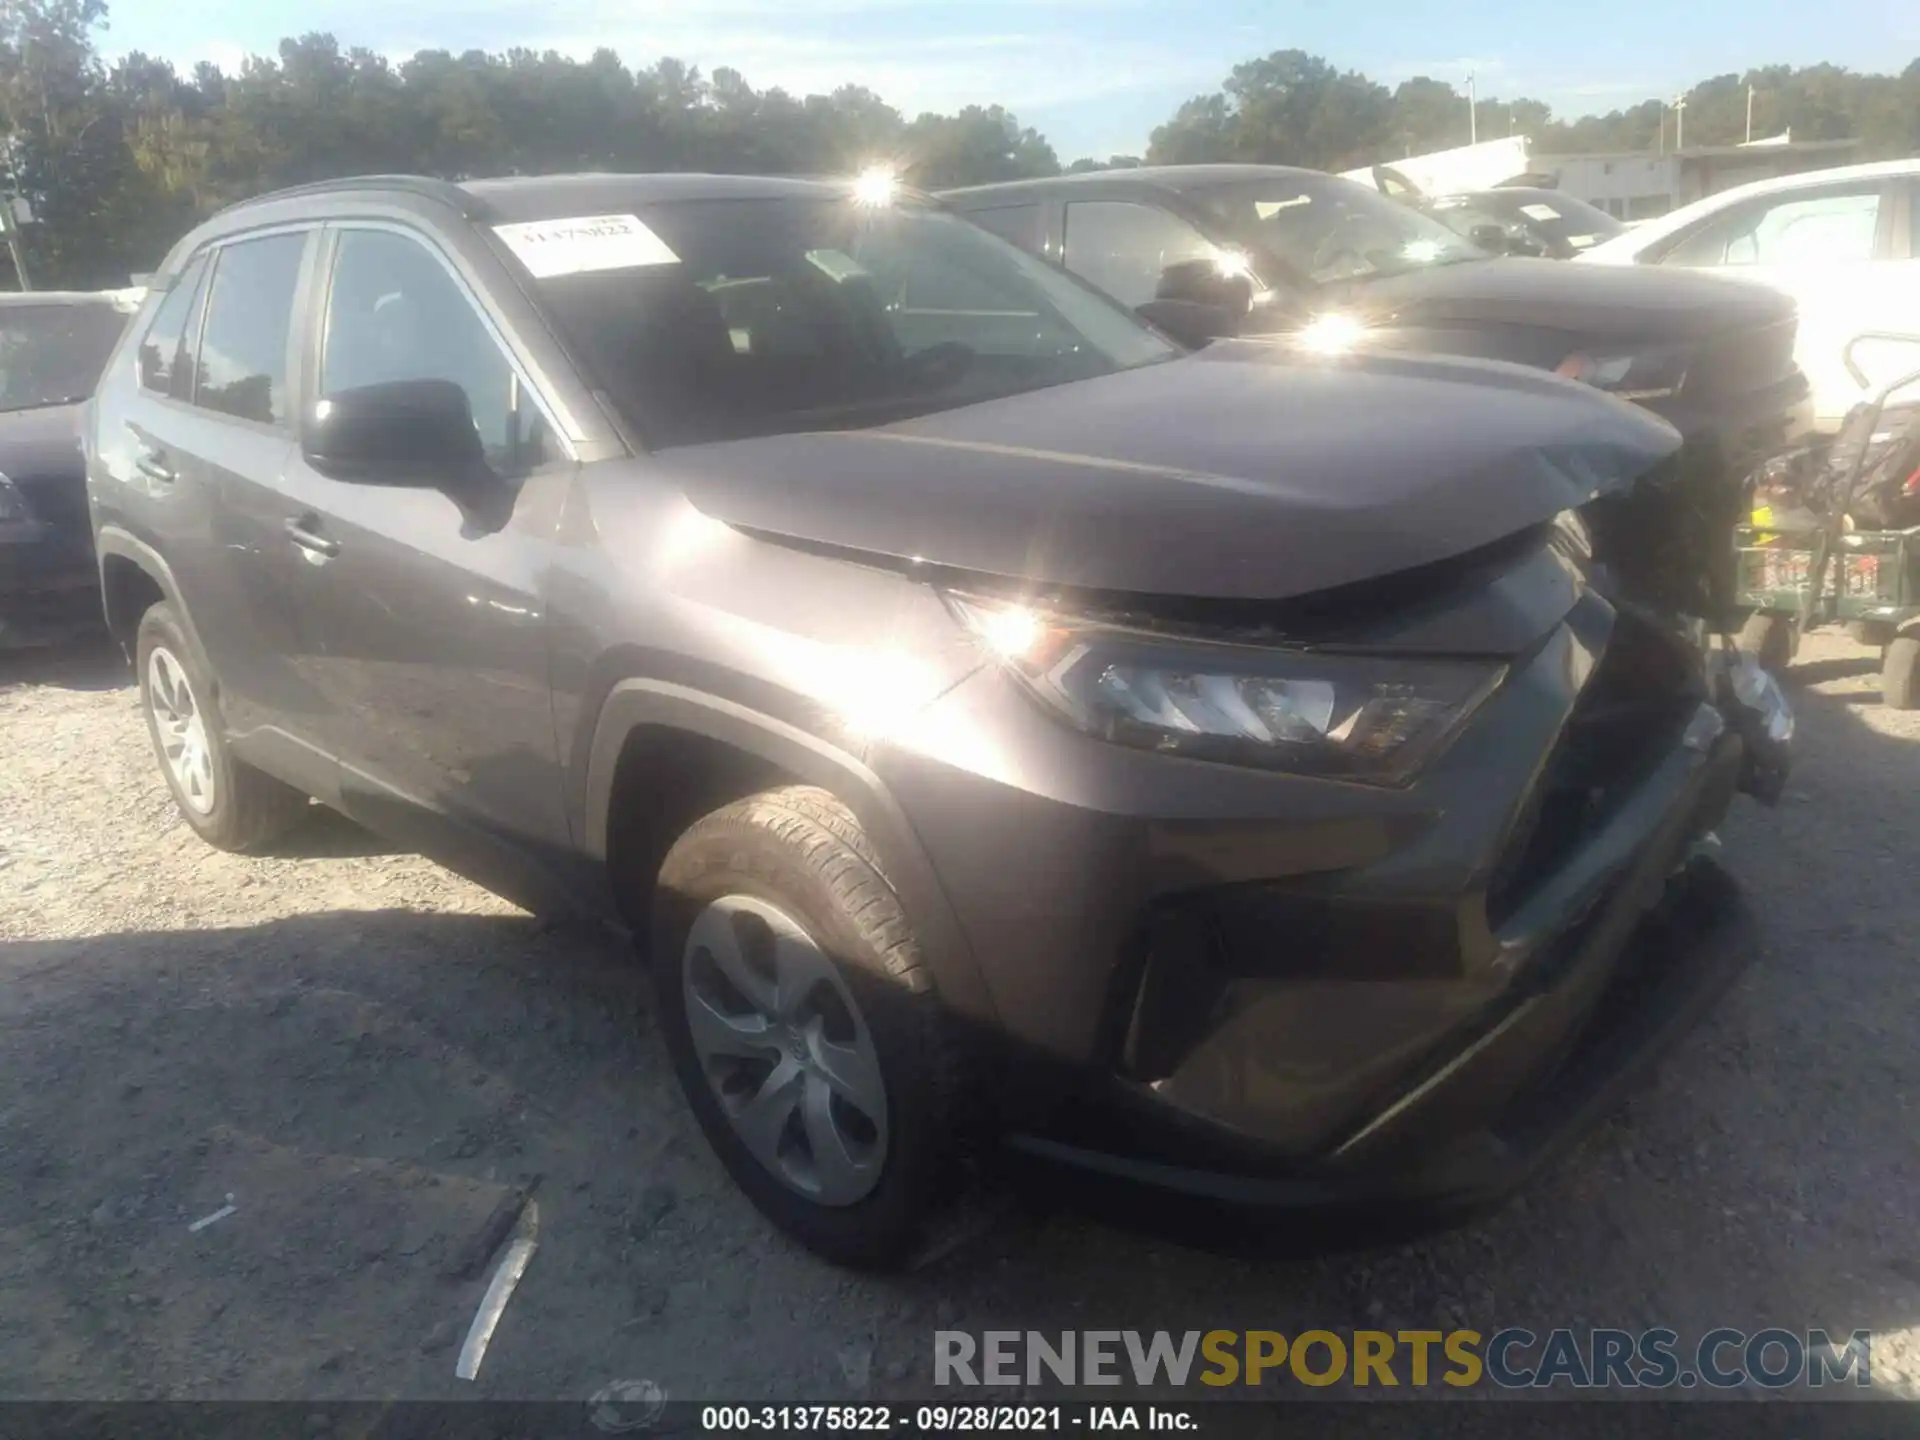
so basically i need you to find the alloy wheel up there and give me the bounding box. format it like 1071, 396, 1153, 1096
147, 646, 216, 815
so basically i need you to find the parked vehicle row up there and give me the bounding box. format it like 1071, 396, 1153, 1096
0, 288, 142, 648
1575, 157, 1920, 434
1358, 162, 1629, 259
83, 168, 1799, 1267
942, 165, 1813, 632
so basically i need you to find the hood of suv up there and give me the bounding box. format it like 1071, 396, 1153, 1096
669, 341, 1680, 603
1328, 256, 1795, 348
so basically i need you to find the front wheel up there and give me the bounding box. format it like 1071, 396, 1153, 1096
649, 786, 958, 1269
136, 603, 310, 852
1884, 635, 1920, 711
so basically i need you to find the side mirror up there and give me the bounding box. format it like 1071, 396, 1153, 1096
1154, 258, 1255, 315
1136, 298, 1238, 350
302, 378, 485, 485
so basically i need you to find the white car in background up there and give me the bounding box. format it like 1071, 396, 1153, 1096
1576, 158, 1920, 432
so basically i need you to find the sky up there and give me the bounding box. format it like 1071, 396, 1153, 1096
100, 0, 1918, 162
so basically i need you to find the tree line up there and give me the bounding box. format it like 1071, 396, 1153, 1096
1, 0, 1916, 289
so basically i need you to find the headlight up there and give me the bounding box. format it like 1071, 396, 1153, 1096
1556, 346, 1689, 401
0, 470, 28, 524
947, 594, 1505, 784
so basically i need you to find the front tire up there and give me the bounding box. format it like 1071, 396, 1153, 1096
650, 786, 956, 1269
136, 603, 310, 852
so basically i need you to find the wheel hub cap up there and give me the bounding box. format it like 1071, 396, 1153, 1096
147, 646, 216, 815
681, 894, 889, 1207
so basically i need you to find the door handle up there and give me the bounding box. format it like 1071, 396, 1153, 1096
133, 448, 176, 484
284, 516, 340, 559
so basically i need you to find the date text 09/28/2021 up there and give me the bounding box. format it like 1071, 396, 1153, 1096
700, 1406, 1192, 1432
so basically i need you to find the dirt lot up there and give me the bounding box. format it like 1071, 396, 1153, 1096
1, 630, 1917, 1403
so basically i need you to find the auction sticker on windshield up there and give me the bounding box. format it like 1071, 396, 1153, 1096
492, 214, 680, 278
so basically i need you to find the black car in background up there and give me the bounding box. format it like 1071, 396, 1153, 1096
0, 288, 143, 647
941, 164, 1811, 638
1354, 166, 1629, 259
1421, 186, 1628, 260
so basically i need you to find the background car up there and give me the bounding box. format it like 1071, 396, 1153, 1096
941, 164, 1812, 633
0, 287, 144, 648
1421, 186, 1628, 259
1354, 162, 1628, 260
1575, 157, 1920, 432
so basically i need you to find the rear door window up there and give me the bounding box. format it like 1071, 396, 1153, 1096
193, 232, 309, 425
137, 252, 211, 399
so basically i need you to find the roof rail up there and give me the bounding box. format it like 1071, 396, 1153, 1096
232, 174, 480, 217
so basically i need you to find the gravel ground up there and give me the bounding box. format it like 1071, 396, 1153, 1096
1, 630, 1916, 1404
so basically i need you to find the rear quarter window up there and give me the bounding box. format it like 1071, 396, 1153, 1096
137, 252, 211, 399
194, 231, 309, 426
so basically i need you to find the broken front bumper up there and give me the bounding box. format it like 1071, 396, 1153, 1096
1002, 728, 1757, 1236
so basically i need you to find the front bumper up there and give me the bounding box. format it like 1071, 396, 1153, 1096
1000, 745, 1753, 1237
0, 522, 102, 649
878, 559, 1773, 1230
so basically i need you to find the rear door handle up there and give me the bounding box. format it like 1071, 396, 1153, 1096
285, 516, 341, 560
133, 448, 176, 484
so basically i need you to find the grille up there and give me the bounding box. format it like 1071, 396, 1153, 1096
1483, 607, 1703, 928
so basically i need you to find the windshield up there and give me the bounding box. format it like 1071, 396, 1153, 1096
0, 302, 130, 412
1433, 191, 1625, 254
1174, 175, 1488, 288
529, 196, 1179, 449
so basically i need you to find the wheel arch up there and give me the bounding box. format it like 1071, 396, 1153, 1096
95, 527, 208, 667
583, 678, 997, 1027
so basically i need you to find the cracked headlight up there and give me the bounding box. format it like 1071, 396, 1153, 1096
947, 594, 1505, 785
1556, 345, 1690, 401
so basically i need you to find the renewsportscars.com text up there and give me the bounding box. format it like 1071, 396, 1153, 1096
933, 1328, 1874, 1390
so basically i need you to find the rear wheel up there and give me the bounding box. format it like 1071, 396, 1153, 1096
1883, 635, 1920, 711
1738, 610, 1797, 676
649, 786, 957, 1269
136, 603, 310, 852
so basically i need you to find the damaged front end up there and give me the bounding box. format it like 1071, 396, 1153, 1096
1575, 447, 1795, 805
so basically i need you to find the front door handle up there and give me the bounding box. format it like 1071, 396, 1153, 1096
285, 516, 340, 560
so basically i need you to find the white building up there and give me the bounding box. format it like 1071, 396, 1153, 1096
1534, 138, 1861, 221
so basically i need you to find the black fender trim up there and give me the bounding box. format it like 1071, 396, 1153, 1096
583, 677, 998, 1027
94, 526, 213, 674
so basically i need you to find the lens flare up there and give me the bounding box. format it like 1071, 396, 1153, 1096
1295, 313, 1366, 356
970, 603, 1045, 661
1212, 248, 1254, 280
852, 166, 899, 207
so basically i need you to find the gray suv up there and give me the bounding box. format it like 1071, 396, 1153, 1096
88, 172, 1789, 1267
